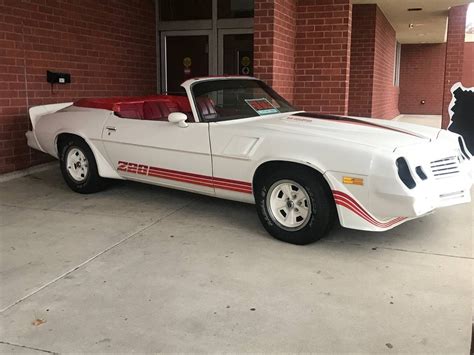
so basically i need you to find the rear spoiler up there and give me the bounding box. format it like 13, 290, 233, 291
29, 102, 72, 129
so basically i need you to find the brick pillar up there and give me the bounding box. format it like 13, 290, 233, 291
348, 4, 399, 119
442, 4, 468, 128
348, 4, 376, 118
254, 0, 352, 114
294, 0, 352, 115
254, 0, 297, 102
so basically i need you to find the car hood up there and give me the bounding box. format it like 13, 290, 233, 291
247, 112, 441, 150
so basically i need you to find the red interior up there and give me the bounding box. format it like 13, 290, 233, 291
196, 97, 218, 120
74, 95, 193, 121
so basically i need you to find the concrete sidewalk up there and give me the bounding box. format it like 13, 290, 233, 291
393, 114, 442, 128
0, 166, 472, 353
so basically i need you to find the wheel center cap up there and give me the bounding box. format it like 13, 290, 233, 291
286, 200, 294, 209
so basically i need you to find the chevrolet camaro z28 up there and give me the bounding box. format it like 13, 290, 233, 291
26, 77, 473, 245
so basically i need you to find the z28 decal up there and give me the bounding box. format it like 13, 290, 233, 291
117, 161, 253, 194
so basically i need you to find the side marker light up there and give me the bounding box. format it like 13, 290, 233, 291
343, 176, 364, 186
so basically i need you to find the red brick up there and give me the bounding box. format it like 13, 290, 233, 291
0, 0, 156, 174
254, 0, 351, 114
348, 4, 399, 119
398, 44, 446, 115
442, 4, 468, 128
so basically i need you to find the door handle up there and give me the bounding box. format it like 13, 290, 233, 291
105, 126, 116, 136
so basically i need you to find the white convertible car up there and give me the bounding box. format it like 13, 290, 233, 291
26, 76, 473, 244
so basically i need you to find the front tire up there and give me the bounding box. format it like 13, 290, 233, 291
255, 167, 335, 245
59, 137, 107, 194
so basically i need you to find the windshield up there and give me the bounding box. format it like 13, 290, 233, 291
191, 79, 297, 122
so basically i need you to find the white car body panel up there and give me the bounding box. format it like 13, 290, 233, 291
101, 113, 213, 195
26, 76, 473, 232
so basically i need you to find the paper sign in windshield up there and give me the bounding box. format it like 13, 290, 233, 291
245, 98, 279, 115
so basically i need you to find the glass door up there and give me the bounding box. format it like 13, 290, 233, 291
161, 31, 213, 92
218, 29, 254, 76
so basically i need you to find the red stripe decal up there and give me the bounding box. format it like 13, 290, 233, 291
117, 161, 252, 194
332, 190, 406, 228
323, 119, 423, 138
295, 113, 426, 139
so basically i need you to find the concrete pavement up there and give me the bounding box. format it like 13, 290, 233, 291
393, 114, 441, 128
0, 166, 472, 353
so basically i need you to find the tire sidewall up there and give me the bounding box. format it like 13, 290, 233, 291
255, 168, 332, 245
59, 139, 102, 193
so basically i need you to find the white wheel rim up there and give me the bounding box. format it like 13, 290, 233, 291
267, 180, 312, 231
66, 147, 89, 182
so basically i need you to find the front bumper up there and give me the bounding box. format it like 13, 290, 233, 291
371, 168, 472, 218
370, 138, 473, 219
326, 135, 473, 232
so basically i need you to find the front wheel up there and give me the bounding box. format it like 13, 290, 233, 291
59, 137, 108, 194
255, 168, 335, 245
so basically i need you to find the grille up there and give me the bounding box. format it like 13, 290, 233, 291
439, 190, 465, 200
430, 156, 460, 179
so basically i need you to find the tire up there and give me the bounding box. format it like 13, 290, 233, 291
255, 166, 336, 245
59, 137, 108, 194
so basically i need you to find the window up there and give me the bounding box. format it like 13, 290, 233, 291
192, 79, 296, 121
394, 42, 401, 87
218, 0, 254, 18
159, 0, 212, 21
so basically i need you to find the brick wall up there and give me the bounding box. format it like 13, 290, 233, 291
371, 6, 399, 119
348, 4, 376, 117
399, 44, 446, 115
442, 4, 468, 128
348, 4, 398, 119
462, 42, 474, 87
0, 0, 156, 174
254, 0, 297, 102
293, 0, 352, 115
254, 0, 352, 114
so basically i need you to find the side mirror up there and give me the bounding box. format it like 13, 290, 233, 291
168, 112, 189, 128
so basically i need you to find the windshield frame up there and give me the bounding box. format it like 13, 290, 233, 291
189, 78, 298, 123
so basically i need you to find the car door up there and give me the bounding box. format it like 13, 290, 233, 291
101, 113, 214, 195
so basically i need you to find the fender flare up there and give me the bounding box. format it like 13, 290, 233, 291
55, 132, 122, 180
251, 157, 336, 190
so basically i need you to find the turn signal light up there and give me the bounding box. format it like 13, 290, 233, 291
343, 176, 364, 185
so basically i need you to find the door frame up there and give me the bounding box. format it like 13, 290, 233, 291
217, 28, 253, 75
160, 30, 214, 92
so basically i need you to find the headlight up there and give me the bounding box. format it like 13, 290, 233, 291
396, 157, 416, 189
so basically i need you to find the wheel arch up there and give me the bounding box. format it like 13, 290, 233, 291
252, 160, 334, 198
252, 159, 339, 244
55, 132, 121, 179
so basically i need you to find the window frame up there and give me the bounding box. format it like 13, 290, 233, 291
155, 0, 254, 92
190, 78, 298, 123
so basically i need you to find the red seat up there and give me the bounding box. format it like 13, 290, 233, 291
143, 100, 175, 121
74, 94, 194, 121
143, 99, 195, 122
171, 96, 192, 112
197, 97, 218, 120
114, 101, 144, 119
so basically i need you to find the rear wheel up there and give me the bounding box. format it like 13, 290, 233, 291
255, 167, 335, 245
59, 137, 108, 194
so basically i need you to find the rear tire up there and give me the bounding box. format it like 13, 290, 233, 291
255, 167, 336, 245
59, 137, 108, 194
